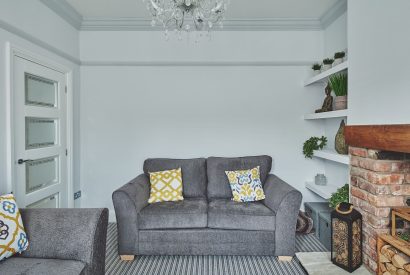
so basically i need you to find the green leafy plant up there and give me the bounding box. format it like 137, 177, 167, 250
329, 74, 348, 96
303, 136, 327, 158
334, 51, 346, 59
312, 63, 322, 71
323, 58, 334, 65
329, 184, 349, 209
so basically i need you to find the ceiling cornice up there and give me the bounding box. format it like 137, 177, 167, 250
40, 0, 83, 29
80, 17, 322, 31
320, 0, 347, 29
40, 0, 347, 31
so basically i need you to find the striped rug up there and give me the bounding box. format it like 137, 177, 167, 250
105, 223, 327, 275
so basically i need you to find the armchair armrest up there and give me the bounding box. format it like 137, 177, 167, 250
263, 174, 302, 256
112, 174, 150, 255
20, 208, 108, 275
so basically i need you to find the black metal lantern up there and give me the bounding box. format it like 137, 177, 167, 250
331, 202, 362, 273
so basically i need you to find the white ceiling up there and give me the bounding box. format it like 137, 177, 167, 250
66, 0, 340, 19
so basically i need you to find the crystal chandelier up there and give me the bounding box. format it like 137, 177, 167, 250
143, 0, 229, 39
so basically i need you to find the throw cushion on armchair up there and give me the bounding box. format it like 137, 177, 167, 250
225, 166, 265, 202
148, 168, 184, 203
0, 194, 29, 261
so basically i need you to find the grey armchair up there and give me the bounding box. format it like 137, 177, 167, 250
0, 208, 109, 275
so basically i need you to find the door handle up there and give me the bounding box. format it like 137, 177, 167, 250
17, 159, 32, 165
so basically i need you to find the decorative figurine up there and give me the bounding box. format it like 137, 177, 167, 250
335, 120, 348, 155
315, 83, 333, 113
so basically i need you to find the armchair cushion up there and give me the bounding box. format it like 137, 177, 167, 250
208, 199, 275, 231
207, 155, 272, 199
139, 198, 208, 229
0, 257, 86, 275
143, 158, 207, 198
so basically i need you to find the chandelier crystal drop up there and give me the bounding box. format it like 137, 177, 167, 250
143, 0, 229, 36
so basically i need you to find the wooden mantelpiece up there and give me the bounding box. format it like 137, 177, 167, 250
345, 124, 410, 153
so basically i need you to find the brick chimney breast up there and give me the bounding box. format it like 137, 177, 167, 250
349, 147, 410, 273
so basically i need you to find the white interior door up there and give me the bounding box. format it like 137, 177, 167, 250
13, 56, 68, 208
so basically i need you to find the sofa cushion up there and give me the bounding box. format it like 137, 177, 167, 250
208, 199, 275, 231
139, 198, 207, 229
144, 158, 207, 198
0, 194, 29, 261
148, 168, 184, 203
207, 155, 272, 199
0, 257, 86, 275
225, 166, 265, 202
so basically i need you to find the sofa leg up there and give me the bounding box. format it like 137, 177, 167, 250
120, 255, 135, 261
278, 256, 293, 262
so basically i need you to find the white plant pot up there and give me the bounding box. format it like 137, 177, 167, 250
312, 70, 321, 76
322, 64, 332, 71
333, 58, 343, 66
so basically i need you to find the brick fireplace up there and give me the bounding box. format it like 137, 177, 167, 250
345, 125, 410, 273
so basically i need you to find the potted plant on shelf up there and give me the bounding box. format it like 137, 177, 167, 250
312, 63, 322, 75
333, 51, 346, 66
303, 136, 327, 159
329, 73, 348, 110
329, 184, 349, 209
322, 58, 334, 71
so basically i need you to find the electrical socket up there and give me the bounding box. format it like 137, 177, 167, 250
74, 191, 81, 200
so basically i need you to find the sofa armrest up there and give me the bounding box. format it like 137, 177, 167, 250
20, 208, 108, 275
263, 174, 302, 256
112, 174, 150, 255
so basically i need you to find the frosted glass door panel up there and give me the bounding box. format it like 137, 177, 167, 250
27, 193, 59, 208
26, 156, 59, 194
25, 117, 57, 149
25, 73, 57, 107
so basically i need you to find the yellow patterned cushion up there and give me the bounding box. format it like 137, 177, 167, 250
148, 168, 184, 203
225, 166, 266, 202
0, 194, 29, 261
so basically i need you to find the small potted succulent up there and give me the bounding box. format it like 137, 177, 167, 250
322, 58, 334, 71
311, 63, 322, 75
333, 51, 346, 66
329, 73, 348, 110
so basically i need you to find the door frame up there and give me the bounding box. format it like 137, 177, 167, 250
5, 42, 74, 207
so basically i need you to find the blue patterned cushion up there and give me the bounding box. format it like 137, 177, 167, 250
0, 194, 29, 261
225, 166, 266, 202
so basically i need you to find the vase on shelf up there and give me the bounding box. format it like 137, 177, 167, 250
335, 120, 348, 155
315, 174, 327, 186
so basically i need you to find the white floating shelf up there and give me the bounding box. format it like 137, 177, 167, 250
305, 181, 339, 200
304, 61, 348, 86
304, 109, 348, 120
313, 149, 349, 165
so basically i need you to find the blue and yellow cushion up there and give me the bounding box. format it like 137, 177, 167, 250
0, 194, 29, 261
225, 166, 266, 202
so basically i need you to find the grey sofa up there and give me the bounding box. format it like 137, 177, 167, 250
113, 156, 302, 260
0, 208, 108, 275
